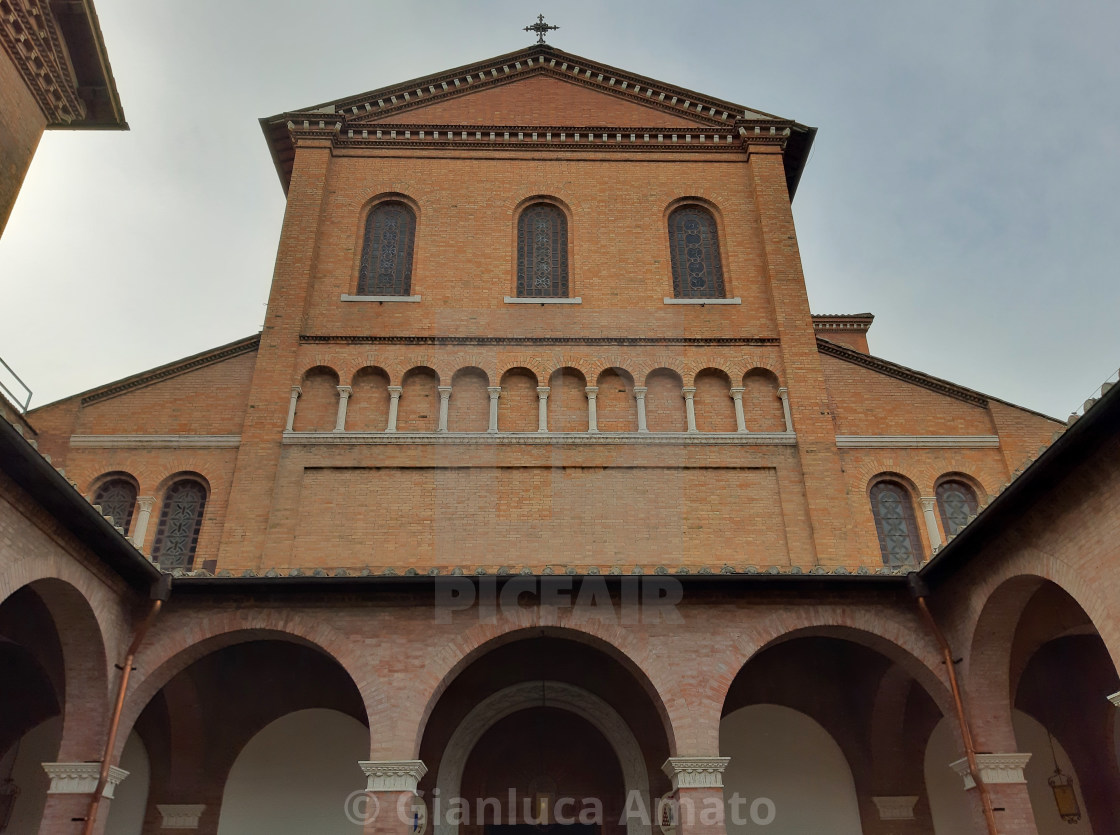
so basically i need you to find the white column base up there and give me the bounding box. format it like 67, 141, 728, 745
950, 753, 1031, 789
158, 804, 206, 828
871, 796, 918, 820
359, 760, 428, 793
42, 762, 129, 798
661, 757, 730, 789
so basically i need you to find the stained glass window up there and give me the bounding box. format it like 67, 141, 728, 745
92, 478, 137, 533
870, 480, 921, 566
151, 479, 207, 569
936, 480, 979, 536
358, 201, 416, 295
517, 203, 568, 297
668, 205, 725, 298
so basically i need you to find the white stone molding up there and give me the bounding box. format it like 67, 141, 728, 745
341, 294, 422, 302
70, 435, 242, 449
681, 387, 698, 433
285, 385, 302, 432
919, 496, 943, 550
835, 435, 1001, 448
504, 296, 582, 304
728, 387, 747, 433
386, 386, 403, 432
132, 496, 155, 551
437, 386, 453, 432
950, 753, 1032, 789
487, 386, 501, 433
634, 386, 649, 432
537, 386, 550, 432
777, 386, 794, 433
157, 804, 206, 829
662, 298, 741, 305
42, 763, 129, 798
359, 760, 428, 793
871, 796, 918, 820
661, 757, 730, 790
282, 431, 798, 446
1108, 691, 1120, 708
436, 681, 652, 835
334, 386, 353, 432
585, 386, 599, 433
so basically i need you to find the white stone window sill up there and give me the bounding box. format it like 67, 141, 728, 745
504, 297, 582, 304
341, 294, 422, 302
663, 297, 742, 305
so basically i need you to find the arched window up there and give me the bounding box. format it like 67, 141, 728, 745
358, 201, 416, 295
869, 480, 921, 566
668, 205, 725, 298
92, 477, 137, 533
151, 479, 207, 568
516, 202, 568, 297
936, 480, 979, 536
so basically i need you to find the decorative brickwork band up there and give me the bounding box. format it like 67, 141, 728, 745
42, 762, 129, 798
661, 757, 730, 790
360, 760, 428, 793
950, 753, 1032, 789
157, 804, 206, 829
871, 796, 918, 820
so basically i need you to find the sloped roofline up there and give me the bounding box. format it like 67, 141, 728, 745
817, 337, 1065, 423
259, 44, 816, 198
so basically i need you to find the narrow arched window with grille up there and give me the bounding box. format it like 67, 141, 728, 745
516, 202, 568, 297
870, 480, 922, 566
151, 479, 207, 569
358, 201, 416, 295
92, 477, 137, 533
668, 205, 725, 298
936, 480, 979, 536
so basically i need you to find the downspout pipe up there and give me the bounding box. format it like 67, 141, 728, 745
82, 573, 172, 834
909, 573, 999, 835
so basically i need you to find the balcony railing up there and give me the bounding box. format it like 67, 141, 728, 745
0, 356, 32, 412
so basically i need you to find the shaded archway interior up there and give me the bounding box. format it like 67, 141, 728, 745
0, 586, 64, 758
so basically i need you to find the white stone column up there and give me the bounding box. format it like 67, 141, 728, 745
777, 386, 794, 432
487, 386, 501, 433
157, 804, 206, 829
871, 796, 918, 821
437, 386, 453, 432
920, 496, 943, 549
950, 753, 1032, 789
729, 386, 747, 432
634, 386, 649, 432
285, 385, 301, 431
537, 386, 550, 432
42, 762, 129, 798
132, 496, 155, 552
386, 386, 402, 432
333, 385, 352, 432
682, 387, 698, 433
585, 386, 599, 433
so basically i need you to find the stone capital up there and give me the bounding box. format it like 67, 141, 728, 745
777, 386, 789, 399
42, 762, 129, 798
661, 757, 730, 789
728, 386, 745, 398
871, 796, 918, 820
290, 385, 302, 397
1108, 690, 1120, 707
950, 753, 1031, 789
633, 386, 648, 396
585, 386, 599, 396
387, 385, 403, 396
157, 804, 207, 829
487, 386, 502, 397
359, 760, 428, 793
920, 496, 937, 512
137, 495, 156, 512
337, 385, 353, 396
681, 387, 696, 398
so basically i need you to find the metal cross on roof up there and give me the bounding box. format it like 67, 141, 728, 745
524, 14, 559, 45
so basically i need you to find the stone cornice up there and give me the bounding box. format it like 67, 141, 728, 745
871, 796, 918, 820
70, 434, 241, 449
813, 313, 874, 332
661, 757, 730, 789
42, 762, 129, 797
950, 753, 1032, 789
0, 1, 85, 124
157, 804, 206, 828
299, 334, 779, 347
283, 430, 797, 446
359, 760, 427, 793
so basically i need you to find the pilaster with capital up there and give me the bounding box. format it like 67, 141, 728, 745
729, 387, 747, 432
682, 387, 698, 433
633, 386, 649, 432
919, 496, 943, 550
437, 386, 453, 432
585, 386, 599, 433
537, 386, 550, 432
487, 386, 501, 432
777, 386, 793, 432
386, 386, 402, 432
334, 385, 353, 432
132, 496, 155, 552
285, 385, 302, 431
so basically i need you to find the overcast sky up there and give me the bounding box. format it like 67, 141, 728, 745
2, 0, 1117, 419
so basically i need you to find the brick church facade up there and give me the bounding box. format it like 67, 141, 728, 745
2, 31, 1119, 835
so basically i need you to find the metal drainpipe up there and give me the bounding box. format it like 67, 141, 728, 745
82, 574, 171, 835
909, 573, 999, 835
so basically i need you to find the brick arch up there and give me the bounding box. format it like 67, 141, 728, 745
933, 470, 990, 503
0, 565, 123, 761
640, 360, 686, 386
301, 358, 344, 381
683, 359, 732, 388
963, 549, 1120, 752
450, 354, 498, 383
541, 355, 595, 380
692, 607, 952, 755
402, 619, 679, 761
739, 363, 782, 384
115, 609, 376, 761
400, 357, 442, 384
497, 354, 548, 383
